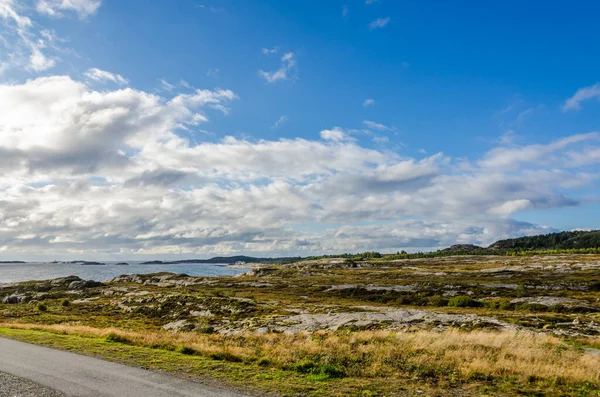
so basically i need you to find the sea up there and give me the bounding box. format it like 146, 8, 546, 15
0, 261, 247, 283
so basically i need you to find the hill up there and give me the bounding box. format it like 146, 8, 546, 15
489, 230, 600, 251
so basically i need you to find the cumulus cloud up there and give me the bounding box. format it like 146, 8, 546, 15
320, 127, 348, 141
259, 52, 296, 83
85, 67, 128, 85
0, 75, 238, 179
562, 83, 600, 112
0, 75, 598, 259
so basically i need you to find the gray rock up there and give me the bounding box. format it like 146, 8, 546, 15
268, 308, 514, 334
162, 320, 196, 332
68, 280, 103, 290
510, 296, 596, 309
2, 293, 29, 304
324, 284, 416, 292
190, 310, 213, 317
50, 276, 82, 287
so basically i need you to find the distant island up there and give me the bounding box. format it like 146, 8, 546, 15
0, 261, 26, 264
141, 255, 301, 265
78, 261, 106, 266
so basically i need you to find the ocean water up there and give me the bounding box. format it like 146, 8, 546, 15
0, 261, 247, 283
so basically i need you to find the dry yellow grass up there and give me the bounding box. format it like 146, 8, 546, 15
2, 321, 599, 385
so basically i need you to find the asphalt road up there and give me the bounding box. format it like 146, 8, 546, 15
0, 337, 250, 397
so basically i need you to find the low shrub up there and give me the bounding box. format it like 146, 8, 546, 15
428, 295, 449, 307
105, 332, 131, 344
447, 296, 481, 308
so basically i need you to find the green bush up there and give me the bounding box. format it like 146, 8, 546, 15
61, 299, 70, 307
292, 360, 345, 379
428, 295, 449, 307
516, 284, 529, 297
36, 302, 47, 312
483, 301, 497, 309
447, 295, 481, 308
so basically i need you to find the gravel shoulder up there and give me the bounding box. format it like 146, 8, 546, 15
0, 372, 64, 397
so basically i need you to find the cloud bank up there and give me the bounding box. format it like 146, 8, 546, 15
0, 75, 598, 259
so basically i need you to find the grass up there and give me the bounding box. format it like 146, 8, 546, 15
1, 322, 599, 396
2, 254, 600, 396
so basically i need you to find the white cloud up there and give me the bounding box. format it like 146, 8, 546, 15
480, 132, 599, 170
369, 17, 390, 30
0, 76, 238, 178
159, 79, 175, 91
206, 68, 219, 77
363, 120, 392, 131
259, 52, 296, 83
85, 68, 128, 85
363, 98, 375, 107
0, 0, 32, 28
36, 0, 101, 18
271, 115, 288, 129
0, 74, 598, 259
320, 127, 348, 141
365, 0, 378, 4
0, 0, 100, 73
261, 47, 278, 55
196, 4, 224, 13
562, 83, 600, 112
342, 5, 349, 16
28, 44, 55, 71
488, 199, 532, 215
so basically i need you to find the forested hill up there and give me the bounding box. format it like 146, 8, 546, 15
489, 230, 600, 250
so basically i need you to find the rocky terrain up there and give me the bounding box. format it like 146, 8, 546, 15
1, 255, 599, 337
1, 254, 600, 396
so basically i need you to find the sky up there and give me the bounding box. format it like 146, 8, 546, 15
0, 0, 599, 260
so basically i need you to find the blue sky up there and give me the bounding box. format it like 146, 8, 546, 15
0, 0, 599, 259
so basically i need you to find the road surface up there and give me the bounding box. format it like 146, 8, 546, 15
0, 337, 250, 397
